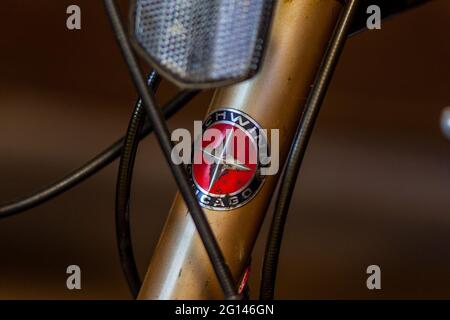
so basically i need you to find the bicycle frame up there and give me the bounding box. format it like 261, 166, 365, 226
138, 0, 344, 300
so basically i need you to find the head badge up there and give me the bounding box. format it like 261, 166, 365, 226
189, 109, 266, 211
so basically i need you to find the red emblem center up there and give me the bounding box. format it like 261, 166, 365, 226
192, 122, 258, 196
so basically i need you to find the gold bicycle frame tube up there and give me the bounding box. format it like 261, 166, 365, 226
139, 0, 344, 300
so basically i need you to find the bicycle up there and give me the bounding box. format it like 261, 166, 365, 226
0, 0, 437, 300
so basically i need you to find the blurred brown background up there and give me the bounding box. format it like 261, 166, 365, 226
0, 0, 449, 299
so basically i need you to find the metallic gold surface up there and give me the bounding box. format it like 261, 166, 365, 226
139, 0, 343, 300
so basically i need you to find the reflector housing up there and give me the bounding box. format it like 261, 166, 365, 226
132, 0, 274, 88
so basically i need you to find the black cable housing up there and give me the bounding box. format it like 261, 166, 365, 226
260, 0, 360, 300
116, 70, 160, 298
103, 0, 239, 299
0, 90, 199, 219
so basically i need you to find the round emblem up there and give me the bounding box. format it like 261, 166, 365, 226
189, 109, 266, 211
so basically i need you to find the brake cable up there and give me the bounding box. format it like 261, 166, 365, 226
103, 0, 239, 300
0, 90, 198, 219
116, 70, 161, 298
260, 0, 360, 300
